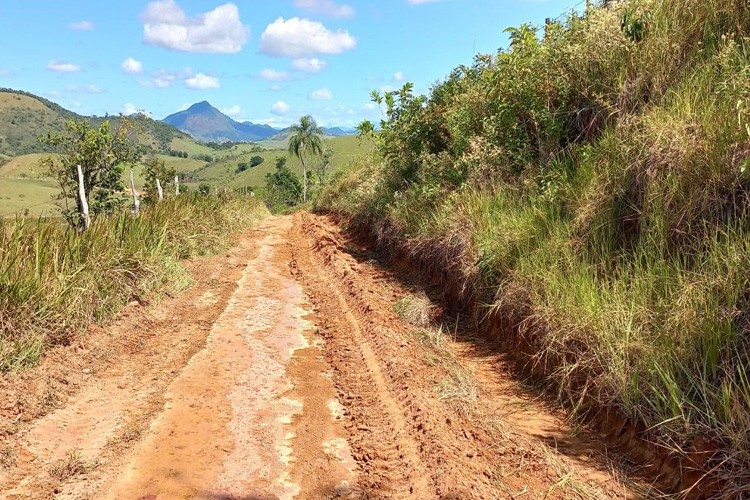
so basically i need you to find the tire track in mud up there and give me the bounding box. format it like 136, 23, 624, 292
290, 248, 434, 498
292, 212, 642, 500
292, 213, 490, 499
0, 216, 359, 500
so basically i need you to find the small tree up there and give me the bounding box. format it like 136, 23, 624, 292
315, 147, 333, 184
288, 115, 323, 203
143, 156, 177, 203
265, 157, 302, 207
40, 118, 140, 227
249, 155, 264, 168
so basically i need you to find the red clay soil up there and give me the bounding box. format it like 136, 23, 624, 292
0, 213, 653, 499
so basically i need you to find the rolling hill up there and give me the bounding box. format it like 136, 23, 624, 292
0, 90, 364, 217
0, 88, 192, 157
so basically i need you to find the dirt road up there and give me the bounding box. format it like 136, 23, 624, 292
0, 213, 648, 499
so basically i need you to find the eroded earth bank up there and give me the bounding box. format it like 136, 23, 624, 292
0, 213, 650, 499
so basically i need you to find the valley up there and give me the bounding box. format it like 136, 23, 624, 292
0, 90, 365, 217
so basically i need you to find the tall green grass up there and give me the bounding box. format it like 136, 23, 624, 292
317, 0, 750, 493
0, 194, 267, 372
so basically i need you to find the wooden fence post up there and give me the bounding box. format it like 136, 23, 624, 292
175, 175, 180, 195
130, 167, 140, 216
77, 164, 90, 229
156, 178, 164, 201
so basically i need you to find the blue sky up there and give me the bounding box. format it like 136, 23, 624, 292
0, 0, 579, 128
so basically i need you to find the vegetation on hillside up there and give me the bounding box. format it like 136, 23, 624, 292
317, 0, 750, 493
0, 89, 190, 157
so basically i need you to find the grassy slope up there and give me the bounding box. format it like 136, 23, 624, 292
318, 0, 750, 492
0, 93, 69, 157
182, 135, 370, 190
0, 90, 193, 157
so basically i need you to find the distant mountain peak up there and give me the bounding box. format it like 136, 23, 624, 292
188, 101, 215, 112
162, 101, 280, 143
162, 101, 355, 143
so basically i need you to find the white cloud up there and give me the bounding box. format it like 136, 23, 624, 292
0, 69, 13, 77
363, 102, 376, 110
121, 57, 144, 75
141, 0, 249, 53
185, 73, 220, 89
259, 69, 290, 81
46, 61, 80, 73
394, 71, 405, 81
310, 88, 333, 100
260, 17, 356, 58
123, 103, 151, 116
269, 84, 283, 91
66, 84, 103, 94
222, 105, 242, 117
141, 68, 182, 88
271, 101, 290, 115
294, 0, 354, 18
70, 21, 94, 30
292, 58, 327, 73
248, 116, 293, 127
406, 0, 441, 4
178, 103, 190, 111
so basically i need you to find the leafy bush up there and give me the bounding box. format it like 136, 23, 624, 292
265, 157, 302, 209
193, 153, 213, 162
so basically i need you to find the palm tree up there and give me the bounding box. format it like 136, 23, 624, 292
288, 115, 323, 203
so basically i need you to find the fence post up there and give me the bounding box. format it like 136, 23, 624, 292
130, 167, 140, 216
156, 178, 164, 201
175, 175, 180, 195
77, 164, 90, 229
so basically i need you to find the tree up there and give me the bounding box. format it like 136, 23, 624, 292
143, 156, 177, 203
265, 157, 302, 207
249, 155, 264, 168
356, 120, 375, 140
40, 118, 140, 227
315, 147, 333, 184
288, 115, 323, 203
